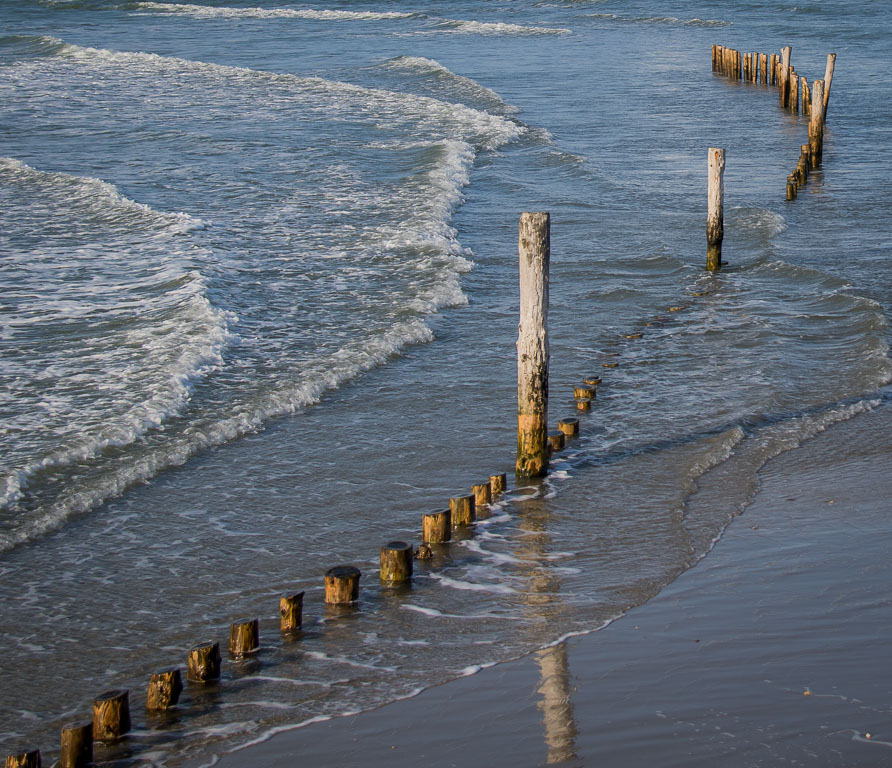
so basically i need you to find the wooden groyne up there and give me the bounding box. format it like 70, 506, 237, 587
711, 44, 837, 201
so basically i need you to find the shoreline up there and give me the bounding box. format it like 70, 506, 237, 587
209, 398, 892, 767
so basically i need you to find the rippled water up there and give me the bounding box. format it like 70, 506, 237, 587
1, 0, 890, 764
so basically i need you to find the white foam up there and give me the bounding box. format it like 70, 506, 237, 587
431, 573, 518, 595
434, 18, 570, 35
133, 2, 417, 20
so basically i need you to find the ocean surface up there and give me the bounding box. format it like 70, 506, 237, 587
1, 0, 890, 764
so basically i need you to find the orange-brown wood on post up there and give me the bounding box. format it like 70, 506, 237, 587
779, 46, 792, 106
422, 511, 451, 544
380, 541, 413, 583
489, 473, 507, 496
146, 668, 183, 711
187, 641, 221, 683
4, 751, 41, 768
449, 494, 476, 526
516, 212, 550, 478
92, 689, 131, 742
229, 619, 259, 658
823, 53, 836, 119
280, 591, 304, 633
60, 722, 92, 768
324, 565, 361, 604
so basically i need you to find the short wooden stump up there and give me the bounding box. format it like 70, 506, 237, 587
380, 541, 413, 583
324, 565, 361, 604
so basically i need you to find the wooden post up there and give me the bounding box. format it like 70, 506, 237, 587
711, 44, 717, 72
471, 482, 492, 508
802, 77, 811, 115
575, 398, 591, 412
573, 384, 596, 400
823, 53, 836, 119
779, 46, 792, 106
790, 71, 799, 113
4, 751, 40, 768
92, 689, 131, 741
146, 668, 183, 711
557, 418, 579, 437
324, 565, 361, 604
279, 591, 304, 632
547, 432, 565, 452
489, 473, 507, 496
187, 641, 221, 683
769, 53, 778, 85
786, 174, 797, 200
449, 494, 476, 526
760, 53, 768, 84
800, 144, 810, 180
421, 511, 451, 544
743, 53, 749, 81
516, 212, 550, 478
583, 375, 602, 387
809, 79, 825, 168
706, 147, 725, 272
60, 723, 92, 768
229, 619, 259, 658
380, 541, 413, 583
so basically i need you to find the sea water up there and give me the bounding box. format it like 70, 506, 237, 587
1, 0, 890, 764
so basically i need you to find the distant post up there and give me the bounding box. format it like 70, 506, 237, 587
809, 79, 826, 169
823, 53, 836, 119
516, 212, 550, 477
706, 148, 725, 271
779, 46, 792, 107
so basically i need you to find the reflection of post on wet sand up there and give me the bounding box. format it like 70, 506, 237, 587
536, 643, 577, 764
514, 487, 578, 764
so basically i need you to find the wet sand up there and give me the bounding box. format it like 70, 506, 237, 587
213, 400, 892, 767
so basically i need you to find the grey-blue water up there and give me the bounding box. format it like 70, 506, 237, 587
1, 0, 890, 764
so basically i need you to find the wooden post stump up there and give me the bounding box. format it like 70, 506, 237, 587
280, 591, 304, 633
779, 46, 792, 107
229, 618, 259, 658
583, 375, 602, 387
786, 174, 797, 200
760, 53, 767, 84
422, 511, 451, 544
380, 541, 413, 583
790, 71, 799, 113
187, 641, 221, 683
324, 565, 361, 604
489, 473, 507, 496
706, 147, 725, 271
516, 212, 550, 478
557, 418, 579, 437
60, 722, 92, 768
573, 384, 596, 400
4, 751, 40, 768
449, 494, 476, 526
575, 398, 591, 412
823, 53, 836, 119
146, 668, 183, 711
547, 432, 565, 452
809, 79, 825, 168
769, 53, 778, 85
92, 689, 131, 741
471, 482, 492, 508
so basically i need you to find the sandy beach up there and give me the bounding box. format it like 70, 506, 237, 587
210, 399, 892, 767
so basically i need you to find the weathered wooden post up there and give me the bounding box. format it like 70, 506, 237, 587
279, 591, 304, 632
187, 641, 221, 683
769, 53, 778, 85
573, 383, 596, 400
802, 77, 811, 115
471, 482, 492, 508
380, 541, 413, 583
760, 52, 767, 84
4, 751, 40, 768
421, 510, 451, 543
706, 147, 725, 272
779, 46, 792, 106
60, 722, 92, 768
516, 212, 550, 478
823, 53, 836, 118
557, 418, 579, 437
489, 473, 507, 496
786, 174, 797, 200
790, 71, 799, 113
92, 689, 131, 741
146, 668, 183, 711
547, 432, 565, 452
229, 619, 259, 658
449, 494, 476, 526
324, 565, 361, 604
809, 79, 825, 168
